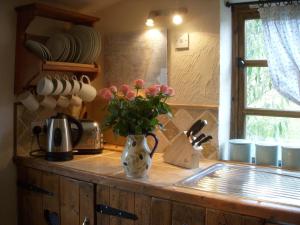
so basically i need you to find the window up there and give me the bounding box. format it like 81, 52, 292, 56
231, 7, 300, 143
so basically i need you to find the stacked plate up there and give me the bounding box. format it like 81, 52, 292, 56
45, 33, 70, 62
69, 25, 101, 64
44, 25, 101, 64
25, 25, 101, 64
25, 40, 52, 61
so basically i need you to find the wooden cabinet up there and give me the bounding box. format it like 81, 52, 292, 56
172, 202, 205, 225
17, 167, 94, 225
18, 167, 60, 225
96, 185, 152, 225
206, 209, 264, 225
17, 167, 295, 225
60, 176, 95, 225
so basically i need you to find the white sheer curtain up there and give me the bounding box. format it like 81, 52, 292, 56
259, 5, 300, 105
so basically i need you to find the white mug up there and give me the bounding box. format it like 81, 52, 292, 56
18, 91, 39, 111
51, 78, 63, 95
70, 76, 81, 95
69, 95, 82, 107
255, 143, 278, 166
36, 77, 54, 95
38, 96, 56, 109
78, 75, 97, 102
56, 96, 70, 108
60, 78, 72, 96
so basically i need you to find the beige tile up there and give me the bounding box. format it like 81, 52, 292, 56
157, 114, 170, 126
149, 129, 171, 153
162, 121, 180, 142
172, 109, 194, 131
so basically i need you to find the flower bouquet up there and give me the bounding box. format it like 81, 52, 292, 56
99, 79, 175, 178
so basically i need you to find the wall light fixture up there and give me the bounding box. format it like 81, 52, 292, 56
145, 8, 188, 28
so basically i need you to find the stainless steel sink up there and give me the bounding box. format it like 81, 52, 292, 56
176, 163, 300, 207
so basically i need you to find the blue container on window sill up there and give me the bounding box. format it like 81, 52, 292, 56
229, 139, 252, 163
255, 142, 278, 166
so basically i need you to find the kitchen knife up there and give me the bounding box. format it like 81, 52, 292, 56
191, 133, 205, 145
186, 120, 207, 138
195, 135, 213, 147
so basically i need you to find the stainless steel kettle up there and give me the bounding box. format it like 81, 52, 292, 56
46, 113, 83, 161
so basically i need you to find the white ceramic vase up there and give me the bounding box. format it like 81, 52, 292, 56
121, 133, 158, 178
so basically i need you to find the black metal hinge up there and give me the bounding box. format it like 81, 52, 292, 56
96, 204, 138, 221
17, 181, 54, 196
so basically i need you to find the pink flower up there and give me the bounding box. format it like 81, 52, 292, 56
134, 79, 145, 89
126, 90, 136, 101
120, 84, 130, 95
160, 84, 169, 94
98, 88, 114, 101
146, 85, 160, 97
166, 87, 175, 96
109, 85, 117, 93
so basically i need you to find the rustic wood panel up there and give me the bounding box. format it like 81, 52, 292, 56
42, 172, 60, 215
206, 209, 264, 225
243, 216, 264, 225
134, 193, 151, 225
60, 177, 80, 225
17, 167, 28, 225
80, 181, 95, 225
150, 198, 172, 225
96, 185, 111, 225
26, 168, 44, 225
172, 202, 205, 225
110, 187, 135, 225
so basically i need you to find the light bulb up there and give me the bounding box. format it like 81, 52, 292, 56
146, 18, 154, 27
172, 14, 183, 25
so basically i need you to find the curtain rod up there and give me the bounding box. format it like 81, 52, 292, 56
226, 0, 300, 7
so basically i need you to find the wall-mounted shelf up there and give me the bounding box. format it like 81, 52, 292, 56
15, 3, 99, 26
14, 3, 100, 94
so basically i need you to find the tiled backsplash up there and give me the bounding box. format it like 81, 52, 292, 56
153, 104, 219, 160
15, 103, 219, 160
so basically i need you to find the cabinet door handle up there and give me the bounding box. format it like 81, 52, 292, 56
17, 181, 54, 196
44, 209, 59, 225
96, 204, 138, 220
82, 217, 90, 225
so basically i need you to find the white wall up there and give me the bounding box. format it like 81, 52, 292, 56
219, 0, 232, 159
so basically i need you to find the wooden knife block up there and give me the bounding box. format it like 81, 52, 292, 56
163, 132, 202, 169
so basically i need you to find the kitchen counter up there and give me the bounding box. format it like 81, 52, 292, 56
15, 150, 300, 224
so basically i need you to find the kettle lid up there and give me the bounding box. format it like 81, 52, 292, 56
51, 113, 67, 119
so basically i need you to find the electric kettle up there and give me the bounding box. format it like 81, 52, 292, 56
46, 113, 83, 161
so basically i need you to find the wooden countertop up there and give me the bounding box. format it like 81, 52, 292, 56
15, 150, 300, 224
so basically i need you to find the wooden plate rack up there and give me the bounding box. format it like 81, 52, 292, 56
14, 3, 100, 94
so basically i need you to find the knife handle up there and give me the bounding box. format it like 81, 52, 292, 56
191, 133, 205, 145
187, 120, 207, 137
196, 135, 213, 147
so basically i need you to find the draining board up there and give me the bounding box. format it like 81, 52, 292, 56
176, 163, 300, 207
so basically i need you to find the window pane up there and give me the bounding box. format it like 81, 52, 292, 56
246, 67, 300, 111
246, 115, 300, 142
245, 19, 266, 60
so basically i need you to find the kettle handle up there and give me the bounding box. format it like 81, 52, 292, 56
67, 115, 83, 147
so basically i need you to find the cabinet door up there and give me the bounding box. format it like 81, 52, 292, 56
150, 198, 172, 225
206, 209, 264, 225
60, 176, 94, 225
17, 167, 60, 225
96, 185, 152, 225
18, 167, 44, 225
172, 202, 205, 225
